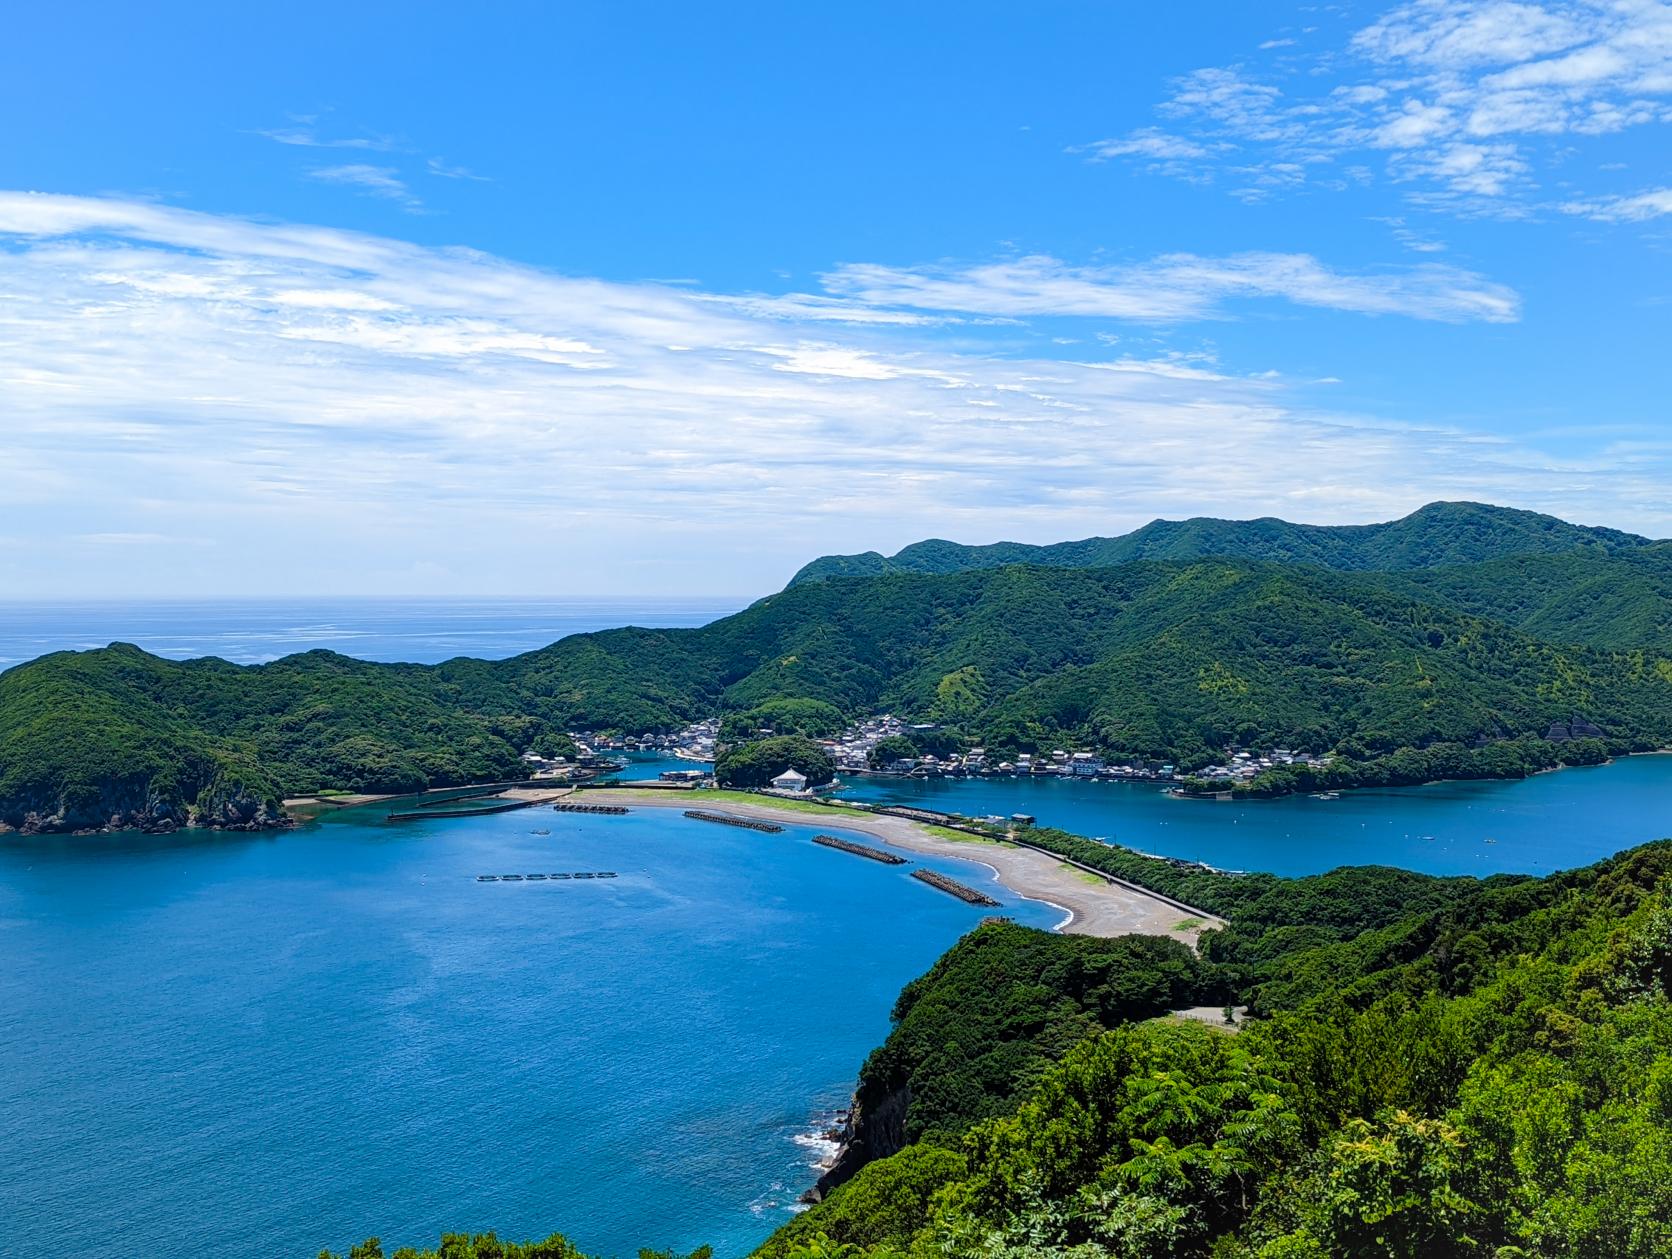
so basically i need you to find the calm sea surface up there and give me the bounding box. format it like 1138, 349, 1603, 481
0, 787, 1059, 1259
0, 596, 749, 670
5, 601, 1672, 1257
834, 755, 1672, 878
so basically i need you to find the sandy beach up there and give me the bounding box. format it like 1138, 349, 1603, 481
577, 788, 1225, 943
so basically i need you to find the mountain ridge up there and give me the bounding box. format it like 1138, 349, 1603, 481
6, 548, 1672, 833
788, 501, 1656, 586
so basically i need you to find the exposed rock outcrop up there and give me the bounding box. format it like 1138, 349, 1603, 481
803, 1083, 912, 1203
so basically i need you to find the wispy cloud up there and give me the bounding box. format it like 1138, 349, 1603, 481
1078, 128, 1217, 162
426, 157, 492, 182
1560, 184, 1672, 219
1079, 0, 1672, 214
0, 192, 1660, 596
307, 164, 424, 211
255, 117, 401, 151
258, 116, 492, 200
820, 253, 1521, 323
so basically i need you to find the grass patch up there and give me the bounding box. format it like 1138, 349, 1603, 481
1174, 917, 1207, 932
1060, 862, 1107, 885
686, 788, 852, 817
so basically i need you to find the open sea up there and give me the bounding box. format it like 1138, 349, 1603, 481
4, 599, 1671, 1258
0, 596, 750, 670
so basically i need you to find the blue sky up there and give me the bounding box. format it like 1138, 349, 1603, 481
2, 0, 1670, 596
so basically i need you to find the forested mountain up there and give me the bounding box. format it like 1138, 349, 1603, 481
6, 551, 1672, 832
1386, 543, 1672, 649
788, 501, 1653, 586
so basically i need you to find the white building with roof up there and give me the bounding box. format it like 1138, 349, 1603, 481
769, 767, 810, 793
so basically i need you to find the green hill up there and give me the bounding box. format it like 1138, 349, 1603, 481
789, 501, 1654, 587
6, 555, 1672, 831
749, 840, 1672, 1259
1385, 543, 1672, 650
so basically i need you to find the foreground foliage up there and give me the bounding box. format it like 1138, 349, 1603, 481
760, 841, 1672, 1258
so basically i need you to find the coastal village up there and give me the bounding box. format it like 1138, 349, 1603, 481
521, 710, 1333, 791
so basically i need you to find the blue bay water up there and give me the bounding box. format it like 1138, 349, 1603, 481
833, 756, 1672, 878
0, 803, 1058, 1259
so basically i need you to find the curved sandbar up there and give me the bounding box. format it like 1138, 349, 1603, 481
575, 788, 1225, 943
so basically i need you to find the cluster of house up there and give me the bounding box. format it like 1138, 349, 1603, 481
1190, 748, 1332, 784
829, 714, 918, 771
879, 748, 1181, 781
823, 715, 1182, 782
551, 711, 1341, 795
518, 736, 628, 780
586, 717, 720, 761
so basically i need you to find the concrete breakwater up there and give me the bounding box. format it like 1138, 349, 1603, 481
387, 799, 534, 821
811, 834, 907, 865
683, 809, 784, 834
552, 802, 630, 815
414, 787, 508, 809
911, 868, 1000, 907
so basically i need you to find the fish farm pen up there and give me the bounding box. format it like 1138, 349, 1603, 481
811, 834, 907, 865
911, 869, 1000, 907
683, 810, 784, 833
476, 872, 619, 882
551, 802, 630, 815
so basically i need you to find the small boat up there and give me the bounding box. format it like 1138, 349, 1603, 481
530, 828, 551, 836
1484, 838, 1498, 845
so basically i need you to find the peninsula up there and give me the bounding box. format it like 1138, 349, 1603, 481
3, 502, 1671, 835
576, 787, 1226, 940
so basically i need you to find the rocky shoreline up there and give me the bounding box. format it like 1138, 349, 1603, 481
0, 793, 290, 837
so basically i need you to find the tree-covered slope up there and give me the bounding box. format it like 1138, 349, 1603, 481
6, 557, 1672, 830
788, 501, 1653, 587
759, 839, 1672, 1259
1386, 543, 1672, 650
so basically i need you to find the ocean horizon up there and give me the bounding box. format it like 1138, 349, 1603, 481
0, 596, 754, 671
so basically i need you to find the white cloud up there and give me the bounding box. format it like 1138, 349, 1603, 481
1352, 1, 1589, 68
426, 157, 491, 182
1079, 128, 1215, 161
0, 192, 1658, 597
308, 164, 423, 210
1082, 0, 1672, 211
821, 252, 1521, 323
1560, 184, 1672, 217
